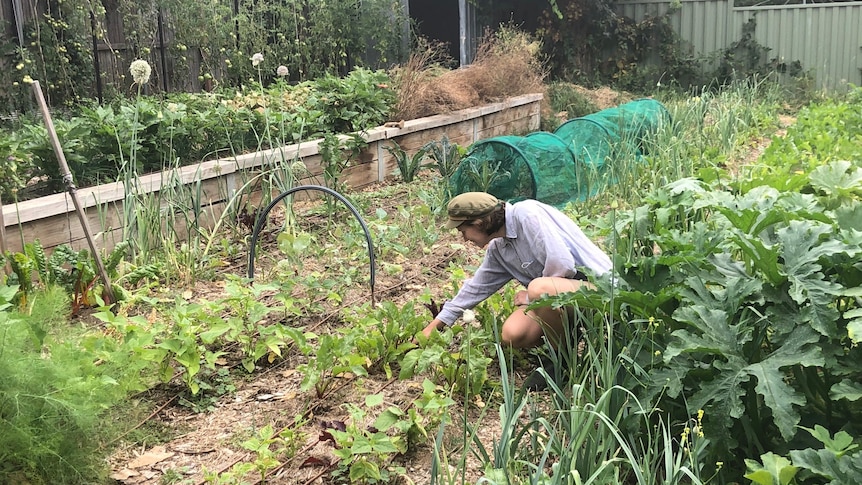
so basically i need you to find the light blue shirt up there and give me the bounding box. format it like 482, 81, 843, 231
437, 199, 612, 326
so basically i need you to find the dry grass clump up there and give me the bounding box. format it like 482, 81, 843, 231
460, 27, 547, 101
390, 26, 547, 121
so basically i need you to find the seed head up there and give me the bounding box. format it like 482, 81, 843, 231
129, 59, 151, 85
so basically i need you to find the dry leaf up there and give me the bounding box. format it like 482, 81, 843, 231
110, 468, 139, 480
128, 446, 175, 468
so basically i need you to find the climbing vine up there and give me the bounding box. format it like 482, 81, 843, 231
0, 0, 95, 112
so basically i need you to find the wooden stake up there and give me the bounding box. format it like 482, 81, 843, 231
30, 81, 115, 303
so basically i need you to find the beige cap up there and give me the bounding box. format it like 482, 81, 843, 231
444, 192, 501, 229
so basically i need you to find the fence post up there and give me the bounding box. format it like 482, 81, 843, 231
157, 7, 169, 92
90, 10, 104, 103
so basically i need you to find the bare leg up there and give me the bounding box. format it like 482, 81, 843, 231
500, 277, 590, 349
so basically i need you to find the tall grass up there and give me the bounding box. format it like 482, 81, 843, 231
431, 299, 710, 484
576, 78, 786, 216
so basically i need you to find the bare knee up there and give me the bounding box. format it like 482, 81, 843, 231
501, 313, 545, 349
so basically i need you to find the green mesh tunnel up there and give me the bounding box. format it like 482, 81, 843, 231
450, 98, 671, 207
448, 132, 580, 207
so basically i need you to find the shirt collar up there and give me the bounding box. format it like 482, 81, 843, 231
504, 202, 517, 240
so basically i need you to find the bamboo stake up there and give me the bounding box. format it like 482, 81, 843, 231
30, 81, 115, 303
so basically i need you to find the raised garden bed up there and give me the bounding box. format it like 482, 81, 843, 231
0, 94, 542, 255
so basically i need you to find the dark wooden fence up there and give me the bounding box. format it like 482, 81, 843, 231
1, 0, 212, 102
0, 0, 413, 105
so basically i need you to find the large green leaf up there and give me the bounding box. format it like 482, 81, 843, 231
778, 221, 847, 304
796, 302, 842, 341
745, 326, 823, 440
666, 276, 760, 360
666, 305, 745, 359
716, 206, 786, 237
688, 356, 749, 430
834, 200, 862, 231
730, 233, 784, 286
789, 448, 862, 484
809, 160, 862, 197
843, 308, 862, 344
666, 275, 824, 441
666, 300, 750, 439
801, 425, 858, 455
744, 453, 798, 485
829, 379, 862, 402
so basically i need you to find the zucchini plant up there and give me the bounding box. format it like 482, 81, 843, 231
575, 164, 862, 478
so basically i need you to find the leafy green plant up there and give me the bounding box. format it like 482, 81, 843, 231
156, 299, 223, 395
298, 331, 369, 398
348, 300, 424, 379
318, 132, 368, 200
310, 69, 396, 134
204, 421, 305, 484
5, 240, 130, 311
385, 140, 430, 183
423, 135, 466, 202
464, 159, 512, 194
400, 324, 493, 397
177, 367, 236, 413
234, 424, 285, 483
595, 173, 862, 478
213, 278, 285, 372
424, 135, 463, 182
745, 424, 862, 485
744, 453, 798, 485
327, 399, 409, 484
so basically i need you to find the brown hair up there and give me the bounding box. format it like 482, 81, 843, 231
465, 201, 505, 236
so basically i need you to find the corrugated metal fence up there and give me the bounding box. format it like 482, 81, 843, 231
614, 0, 862, 91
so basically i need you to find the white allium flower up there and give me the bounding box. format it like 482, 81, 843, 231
290, 160, 306, 173
251, 52, 264, 67
277, 65, 289, 77
129, 59, 151, 85
462, 309, 476, 325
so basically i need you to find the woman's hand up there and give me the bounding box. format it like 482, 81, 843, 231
414, 319, 444, 345
515, 290, 530, 306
